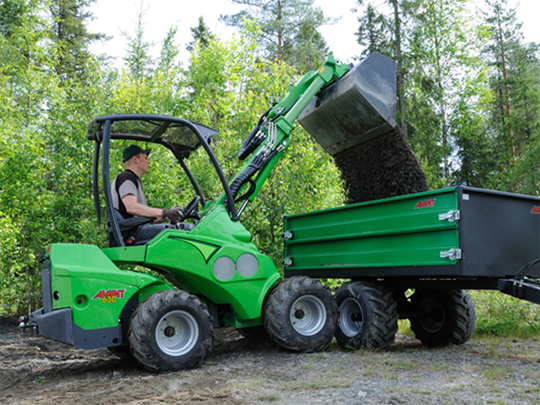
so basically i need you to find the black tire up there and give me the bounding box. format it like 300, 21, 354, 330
409, 289, 476, 347
128, 290, 214, 372
334, 282, 398, 350
264, 276, 337, 352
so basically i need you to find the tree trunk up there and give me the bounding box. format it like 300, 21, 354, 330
391, 0, 407, 137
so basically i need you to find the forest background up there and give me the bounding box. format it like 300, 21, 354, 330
1, 0, 540, 336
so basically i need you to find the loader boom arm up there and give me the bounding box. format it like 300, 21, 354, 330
218, 55, 350, 217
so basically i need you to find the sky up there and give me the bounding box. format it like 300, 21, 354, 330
87, 0, 540, 69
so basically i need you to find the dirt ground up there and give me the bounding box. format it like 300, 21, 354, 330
1, 317, 539, 404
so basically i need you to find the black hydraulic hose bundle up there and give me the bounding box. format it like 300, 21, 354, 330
227, 148, 280, 205
238, 107, 272, 160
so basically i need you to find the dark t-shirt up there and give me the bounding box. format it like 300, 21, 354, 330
111, 170, 148, 218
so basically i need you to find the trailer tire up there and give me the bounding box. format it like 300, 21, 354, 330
334, 282, 398, 350
128, 290, 214, 372
264, 276, 337, 352
409, 289, 476, 347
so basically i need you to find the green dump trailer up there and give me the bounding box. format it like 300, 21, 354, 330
284, 186, 540, 349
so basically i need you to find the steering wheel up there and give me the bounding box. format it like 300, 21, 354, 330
180, 195, 202, 222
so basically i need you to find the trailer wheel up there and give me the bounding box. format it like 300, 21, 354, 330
334, 282, 398, 350
128, 290, 214, 372
409, 289, 476, 347
264, 276, 337, 352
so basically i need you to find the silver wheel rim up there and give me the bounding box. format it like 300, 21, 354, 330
289, 294, 327, 336
155, 310, 199, 356
339, 297, 363, 337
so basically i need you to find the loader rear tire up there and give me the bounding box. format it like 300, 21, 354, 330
128, 290, 213, 372
409, 289, 476, 347
334, 282, 398, 350
264, 276, 337, 352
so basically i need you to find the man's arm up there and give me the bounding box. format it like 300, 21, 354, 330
122, 194, 164, 219
122, 194, 181, 224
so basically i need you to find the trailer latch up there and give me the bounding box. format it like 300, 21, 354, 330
282, 231, 293, 240
283, 257, 293, 267
440, 248, 462, 261
439, 210, 460, 222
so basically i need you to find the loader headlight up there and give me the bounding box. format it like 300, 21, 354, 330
213, 257, 235, 281
236, 253, 258, 277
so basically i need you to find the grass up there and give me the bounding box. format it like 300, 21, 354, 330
470, 290, 540, 338
258, 395, 280, 402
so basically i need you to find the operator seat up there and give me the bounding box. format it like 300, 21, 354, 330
107, 209, 154, 247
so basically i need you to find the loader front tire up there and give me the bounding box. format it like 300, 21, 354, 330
409, 289, 476, 347
128, 290, 213, 372
263, 276, 337, 352
334, 282, 398, 350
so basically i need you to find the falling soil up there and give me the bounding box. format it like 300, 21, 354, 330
333, 127, 428, 204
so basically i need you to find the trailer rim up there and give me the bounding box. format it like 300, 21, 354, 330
339, 297, 365, 337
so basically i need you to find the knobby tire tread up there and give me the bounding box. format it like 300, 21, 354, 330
264, 276, 337, 353
410, 289, 476, 347
335, 281, 399, 350
128, 290, 214, 372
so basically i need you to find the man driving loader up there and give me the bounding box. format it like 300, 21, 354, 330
111, 144, 183, 242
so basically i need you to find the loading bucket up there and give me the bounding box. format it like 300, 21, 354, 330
298, 52, 397, 156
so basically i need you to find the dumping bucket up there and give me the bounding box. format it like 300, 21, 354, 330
298, 52, 397, 156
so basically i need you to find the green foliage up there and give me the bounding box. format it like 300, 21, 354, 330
471, 290, 540, 338
221, 0, 329, 72
0, 212, 32, 316
187, 16, 214, 53
355, 1, 393, 58
50, 0, 103, 82
183, 29, 344, 264
1, 0, 540, 348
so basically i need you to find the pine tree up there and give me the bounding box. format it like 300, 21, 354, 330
49, 0, 102, 82
123, 5, 152, 80
355, 1, 393, 58
220, 0, 329, 71
482, 0, 540, 192
187, 16, 214, 53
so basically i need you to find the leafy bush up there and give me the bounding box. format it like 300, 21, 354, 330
471, 290, 540, 338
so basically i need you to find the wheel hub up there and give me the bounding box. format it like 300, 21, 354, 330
339, 297, 364, 337
155, 310, 199, 356
419, 297, 445, 333
289, 295, 327, 336
164, 326, 176, 337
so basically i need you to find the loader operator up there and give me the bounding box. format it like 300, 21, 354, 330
112, 144, 182, 242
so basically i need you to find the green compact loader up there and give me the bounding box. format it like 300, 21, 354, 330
26, 53, 399, 372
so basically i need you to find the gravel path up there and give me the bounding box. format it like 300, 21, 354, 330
1, 318, 539, 404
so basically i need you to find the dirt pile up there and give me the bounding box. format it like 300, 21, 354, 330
333, 126, 428, 204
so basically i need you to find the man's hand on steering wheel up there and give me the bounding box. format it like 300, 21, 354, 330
180, 195, 202, 222
162, 206, 183, 224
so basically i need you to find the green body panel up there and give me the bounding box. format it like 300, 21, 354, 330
47, 243, 172, 330
284, 188, 461, 271
104, 205, 281, 322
